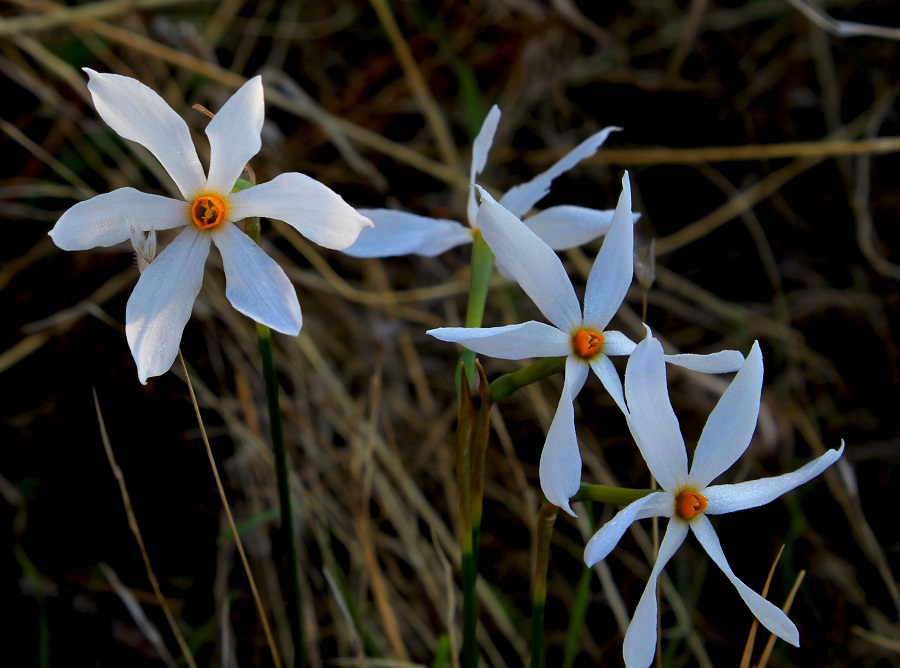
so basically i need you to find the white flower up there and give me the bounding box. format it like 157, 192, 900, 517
584, 331, 844, 668
49, 70, 372, 384
428, 173, 743, 514
343, 105, 624, 258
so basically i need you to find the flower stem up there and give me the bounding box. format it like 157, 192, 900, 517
489, 357, 567, 403
570, 483, 658, 506
257, 324, 306, 668
246, 211, 306, 668
458, 231, 495, 391
530, 504, 558, 668
456, 364, 478, 667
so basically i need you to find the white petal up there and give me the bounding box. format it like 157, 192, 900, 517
665, 349, 745, 374
213, 223, 301, 335
689, 343, 762, 488
49, 188, 187, 250
125, 228, 211, 384
426, 322, 569, 360
623, 331, 688, 491
343, 209, 471, 257
590, 354, 627, 413
500, 126, 619, 217
622, 521, 689, 668
691, 516, 800, 646
476, 187, 582, 332
84, 69, 205, 199
602, 330, 637, 357
583, 173, 634, 328
228, 173, 372, 250
467, 105, 502, 225
539, 358, 589, 515
205, 76, 264, 194
705, 443, 844, 515
524, 205, 614, 250
583, 492, 672, 566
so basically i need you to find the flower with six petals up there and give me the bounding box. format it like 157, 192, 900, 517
584, 330, 844, 668
344, 105, 624, 258
49, 70, 372, 383
428, 174, 743, 514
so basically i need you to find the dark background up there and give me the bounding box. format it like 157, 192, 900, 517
2, 1, 899, 666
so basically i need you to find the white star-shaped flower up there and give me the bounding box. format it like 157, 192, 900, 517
584, 330, 844, 668
49, 70, 372, 384
428, 173, 743, 514
343, 105, 624, 258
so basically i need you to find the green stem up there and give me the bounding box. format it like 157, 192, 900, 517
570, 483, 658, 507
257, 324, 306, 668
246, 209, 305, 668
456, 365, 478, 668
562, 501, 595, 668
458, 231, 495, 392
489, 357, 567, 403
530, 504, 558, 668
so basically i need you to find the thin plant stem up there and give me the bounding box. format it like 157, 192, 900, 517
530, 504, 558, 668
562, 502, 595, 668
257, 322, 306, 668
177, 352, 282, 668
244, 202, 306, 668
458, 231, 495, 391
489, 357, 567, 403
92, 388, 198, 668
456, 364, 477, 668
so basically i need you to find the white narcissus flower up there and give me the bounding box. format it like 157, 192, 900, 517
584, 331, 844, 668
428, 173, 744, 514
49, 70, 372, 384
344, 105, 626, 258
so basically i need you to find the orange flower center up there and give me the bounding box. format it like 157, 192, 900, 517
190, 194, 227, 230
674, 490, 708, 520
572, 328, 605, 359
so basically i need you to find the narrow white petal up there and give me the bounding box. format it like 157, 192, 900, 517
583, 172, 634, 328
691, 516, 800, 646
427, 322, 569, 360
49, 188, 187, 250
705, 443, 844, 515
467, 105, 502, 225
602, 330, 637, 357
524, 205, 614, 250
476, 187, 582, 332
228, 173, 372, 250
665, 349, 745, 374
343, 209, 472, 257
622, 521, 689, 668
689, 343, 762, 487
539, 359, 589, 515
213, 223, 301, 335
623, 331, 688, 491
500, 126, 619, 217
125, 228, 211, 384
590, 354, 627, 413
84, 69, 205, 199
205, 76, 264, 194
583, 492, 672, 566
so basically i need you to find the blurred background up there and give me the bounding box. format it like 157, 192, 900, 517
2, 0, 899, 665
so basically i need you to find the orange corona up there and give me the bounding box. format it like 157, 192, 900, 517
190, 194, 227, 230
674, 489, 708, 520
572, 328, 604, 359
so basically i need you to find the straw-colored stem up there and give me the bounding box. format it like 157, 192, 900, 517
177, 352, 283, 668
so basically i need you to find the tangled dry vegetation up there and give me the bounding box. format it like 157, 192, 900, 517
2, 0, 900, 666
